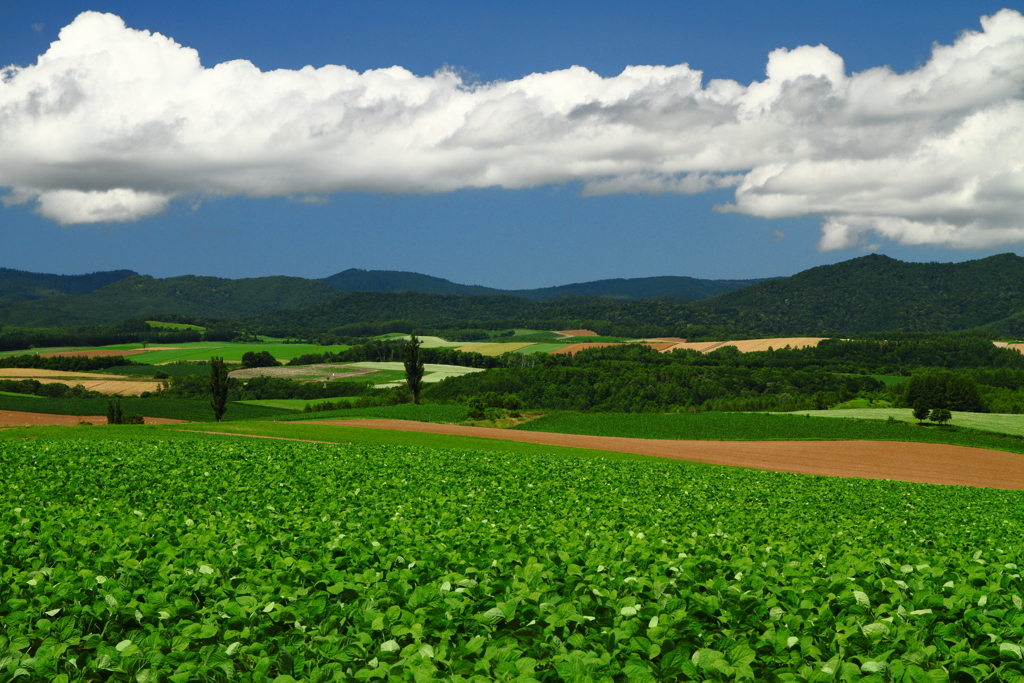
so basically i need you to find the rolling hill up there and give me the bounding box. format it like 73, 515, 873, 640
320, 268, 763, 300
4, 254, 1024, 335
0, 267, 137, 304
692, 253, 1024, 335
0, 274, 343, 327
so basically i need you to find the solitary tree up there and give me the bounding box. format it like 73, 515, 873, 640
931, 408, 952, 425
210, 356, 229, 422
404, 334, 425, 405
912, 400, 931, 423
107, 398, 123, 425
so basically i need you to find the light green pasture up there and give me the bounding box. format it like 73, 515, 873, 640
236, 397, 359, 410
778, 408, 1024, 438
117, 342, 351, 364
383, 335, 465, 348
347, 361, 484, 387
145, 321, 205, 331
516, 343, 566, 354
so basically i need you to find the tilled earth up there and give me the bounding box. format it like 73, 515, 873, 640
307, 418, 1024, 490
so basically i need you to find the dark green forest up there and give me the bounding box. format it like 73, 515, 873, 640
6, 254, 1024, 335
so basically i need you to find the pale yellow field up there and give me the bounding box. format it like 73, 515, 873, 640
455, 342, 537, 356
663, 338, 829, 354
0, 369, 159, 395
30, 378, 162, 395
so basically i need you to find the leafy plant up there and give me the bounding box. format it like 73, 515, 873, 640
4, 435, 1024, 681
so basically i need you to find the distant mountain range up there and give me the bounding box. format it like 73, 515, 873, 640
0, 267, 764, 327
3, 254, 1024, 336
321, 268, 765, 301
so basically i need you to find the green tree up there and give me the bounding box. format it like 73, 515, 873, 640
210, 357, 229, 422
912, 400, 931, 423
931, 408, 952, 425
404, 334, 425, 405
107, 398, 122, 425
900, 370, 985, 413
242, 350, 280, 368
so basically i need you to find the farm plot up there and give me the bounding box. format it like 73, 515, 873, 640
378, 335, 465, 348
550, 341, 676, 356
782, 408, 1024, 438
228, 364, 387, 382
454, 342, 537, 355
0, 368, 161, 395
346, 361, 484, 387
4, 435, 1024, 682
664, 337, 829, 354
515, 343, 565, 354
86, 342, 354, 365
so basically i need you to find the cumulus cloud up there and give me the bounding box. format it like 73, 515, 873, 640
1, 10, 1022, 250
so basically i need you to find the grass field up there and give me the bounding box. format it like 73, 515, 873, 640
145, 320, 205, 331
236, 397, 360, 410
0, 394, 287, 421
514, 410, 1024, 455
0, 347, 78, 358
515, 343, 566, 354
128, 342, 353, 364
785, 407, 1024, 437
0, 390, 43, 398
378, 335, 465, 348
4, 427, 1024, 681
346, 361, 484, 386
454, 342, 537, 355
273, 403, 469, 423
96, 363, 208, 377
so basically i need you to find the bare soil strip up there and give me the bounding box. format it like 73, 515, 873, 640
555, 329, 598, 337
303, 419, 1024, 490
0, 411, 185, 426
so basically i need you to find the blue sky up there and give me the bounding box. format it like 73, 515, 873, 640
2, 1, 1022, 288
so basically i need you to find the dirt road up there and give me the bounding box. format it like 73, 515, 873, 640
306, 419, 1024, 490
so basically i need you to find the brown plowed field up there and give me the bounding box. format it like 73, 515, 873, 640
37, 347, 182, 358
550, 341, 677, 356
305, 419, 1024, 490
555, 329, 598, 337
0, 410, 185, 426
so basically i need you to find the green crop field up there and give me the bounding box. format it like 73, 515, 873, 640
4, 431, 1024, 682
236, 397, 361, 411
0, 390, 43, 398
515, 411, 1024, 455
145, 321, 205, 331
784, 408, 1024, 438
0, 394, 286, 422
347, 362, 484, 387
516, 343, 566, 354
96, 364, 209, 377
274, 403, 469, 423
0, 347, 78, 358
126, 342, 353, 364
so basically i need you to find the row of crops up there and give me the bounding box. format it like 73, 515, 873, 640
4, 436, 1024, 681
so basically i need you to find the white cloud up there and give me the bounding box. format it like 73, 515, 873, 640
1, 10, 1022, 250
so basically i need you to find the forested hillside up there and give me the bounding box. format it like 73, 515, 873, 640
694, 253, 1024, 335
0, 274, 342, 326
0, 267, 137, 304
4, 254, 1024, 334
320, 268, 763, 301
